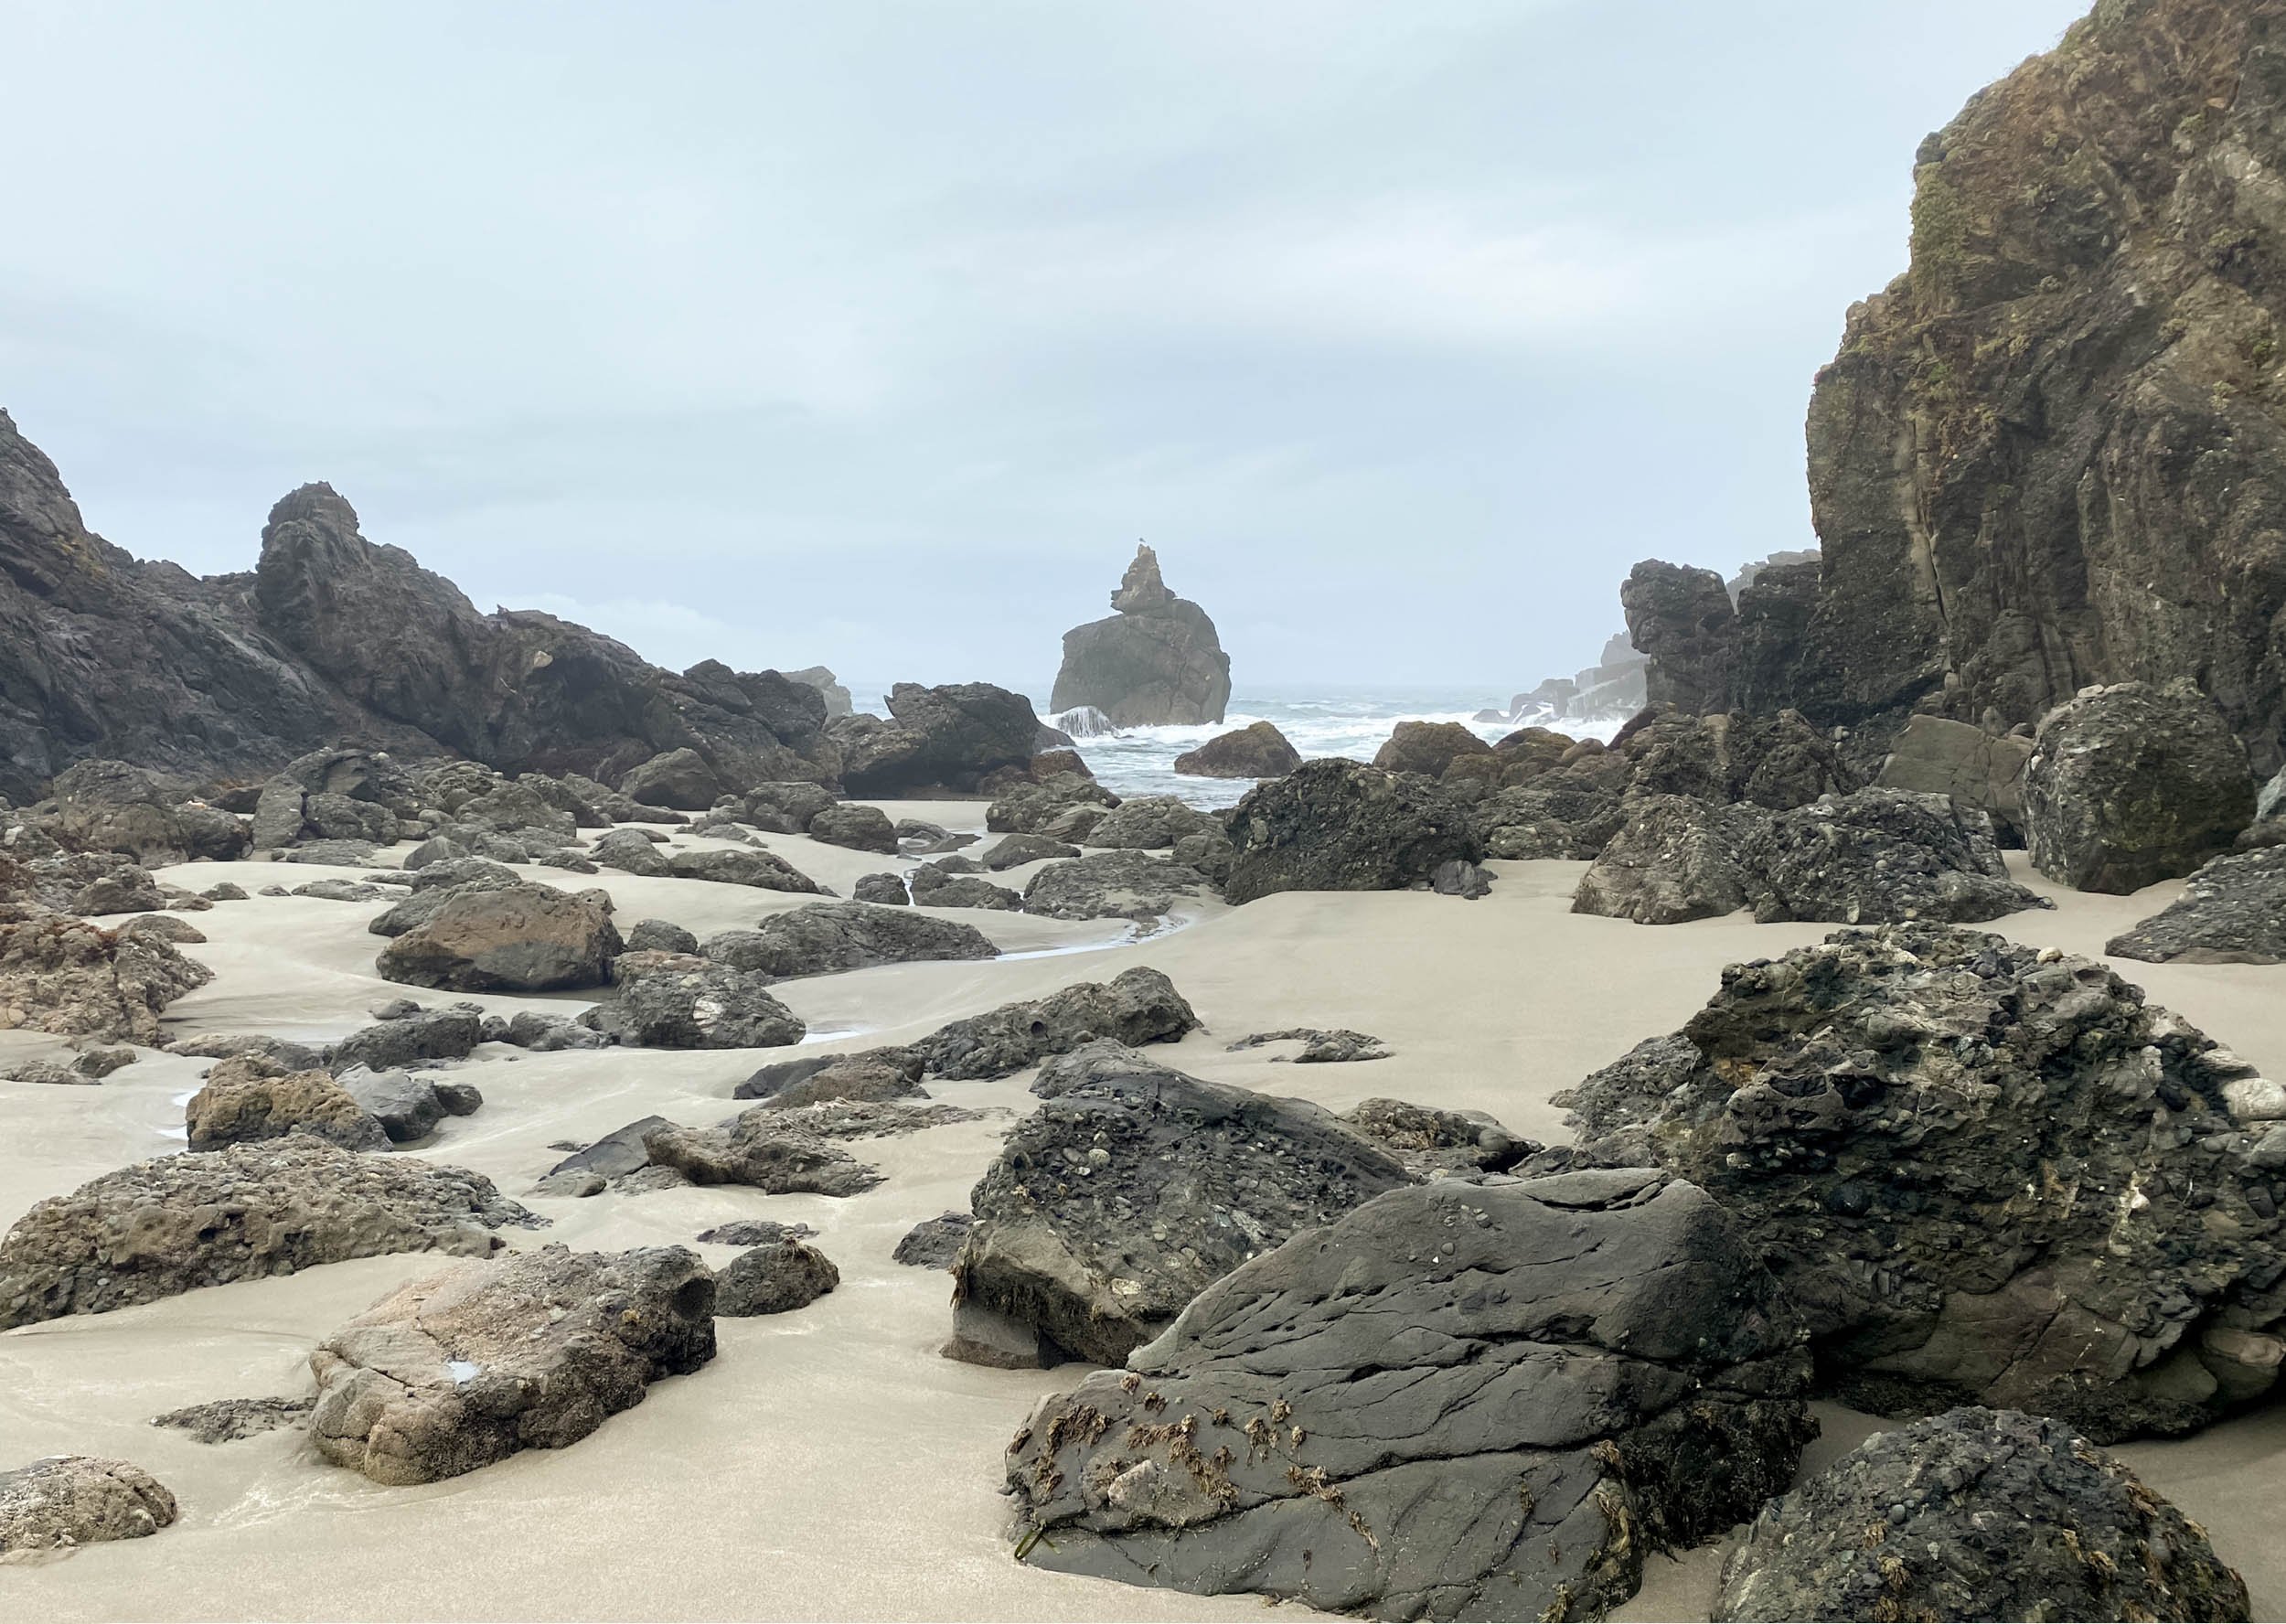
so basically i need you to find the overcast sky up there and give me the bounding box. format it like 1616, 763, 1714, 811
5, 1, 2089, 699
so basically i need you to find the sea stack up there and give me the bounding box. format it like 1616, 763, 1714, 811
1050, 544, 1230, 727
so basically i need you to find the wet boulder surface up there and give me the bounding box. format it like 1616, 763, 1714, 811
1004, 1170, 1815, 1622
1021, 849, 1205, 922
1170, 721, 1299, 779
0, 1140, 536, 1330
949, 1044, 1415, 1369
714, 1240, 839, 1316
1714, 1407, 2250, 1623
1554, 924, 2286, 1440
309, 1245, 716, 1485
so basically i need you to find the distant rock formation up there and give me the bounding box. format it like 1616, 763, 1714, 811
1051, 544, 1230, 727
784, 667, 853, 718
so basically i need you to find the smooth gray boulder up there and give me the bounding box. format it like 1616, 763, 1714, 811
376, 882, 621, 992
328, 1004, 484, 1072
1876, 714, 2035, 839
665, 846, 824, 893
342, 1069, 483, 1143
591, 828, 675, 877
714, 1240, 839, 1316
806, 802, 897, 854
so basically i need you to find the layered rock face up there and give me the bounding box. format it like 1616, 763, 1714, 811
1051, 545, 1231, 727
1777, 0, 2286, 768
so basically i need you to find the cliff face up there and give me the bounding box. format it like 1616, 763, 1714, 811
1051, 544, 1231, 727
1800, 0, 2286, 770
0, 411, 839, 798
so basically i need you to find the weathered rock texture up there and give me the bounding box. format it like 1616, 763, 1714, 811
0, 913, 212, 1042
918, 967, 1199, 1081
585, 951, 804, 1049
1223, 760, 1480, 905
2024, 680, 2257, 892
1621, 561, 1737, 715
0, 1141, 533, 1330
950, 1044, 1414, 1368
2110, 844, 2286, 962
707, 903, 997, 979
1172, 721, 1299, 779
1052, 545, 1231, 727
309, 1245, 715, 1484
1004, 1170, 1815, 1622
829, 682, 1042, 797
1556, 924, 2286, 1440
1875, 714, 2035, 839
715, 1240, 839, 1316
1714, 1406, 2251, 1623
0, 1456, 178, 1555
376, 882, 621, 992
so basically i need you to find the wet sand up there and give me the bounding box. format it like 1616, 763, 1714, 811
0, 807, 2279, 1619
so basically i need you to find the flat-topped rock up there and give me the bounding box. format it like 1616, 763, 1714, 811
376, 882, 621, 992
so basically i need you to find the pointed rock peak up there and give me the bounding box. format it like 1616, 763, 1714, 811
1111, 541, 1172, 614
263, 482, 361, 540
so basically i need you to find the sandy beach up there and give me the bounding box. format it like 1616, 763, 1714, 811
1, 804, 2280, 1621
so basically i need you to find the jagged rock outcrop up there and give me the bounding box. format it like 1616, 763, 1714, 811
947, 1044, 1414, 1367
1621, 561, 1737, 714
1003, 1170, 1817, 1621
0, 913, 212, 1042
308, 1245, 716, 1484
1554, 924, 2286, 1440
828, 682, 1043, 797
1570, 795, 1766, 924
784, 666, 853, 718
1776, 0, 2286, 770
0, 1457, 178, 1555
0, 1140, 533, 1330
1223, 760, 1481, 905
2108, 845, 2286, 963
1171, 721, 1299, 779
1050, 545, 1231, 727
1714, 1407, 2251, 1623
2024, 679, 2256, 892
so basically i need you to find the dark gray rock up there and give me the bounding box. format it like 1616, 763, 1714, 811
1622, 559, 1736, 713
807, 802, 897, 854
1082, 796, 1221, 851
343, 1069, 482, 1143
504, 1010, 608, 1052
851, 872, 910, 904
2109, 845, 2286, 964
919, 967, 1200, 1081
1429, 858, 1493, 898
831, 682, 1043, 798
949, 1043, 1414, 1368
1224, 760, 1480, 904
739, 780, 838, 833
1571, 794, 1766, 924
664, 847, 824, 893
2024, 681, 2257, 893
980, 832, 1078, 871
892, 1212, 974, 1269
1714, 1407, 2250, 1623
545, 1116, 674, 1181
1021, 849, 1204, 921
151, 1395, 313, 1446
1227, 1029, 1390, 1063
1051, 545, 1231, 727
1005, 1170, 1816, 1622
1732, 788, 2048, 924
700, 902, 997, 980
909, 867, 1022, 911
714, 1240, 839, 1316
694, 1219, 817, 1246
1554, 924, 2286, 1440
986, 772, 1118, 836
1339, 1095, 1533, 1176
1172, 721, 1300, 779
585, 951, 804, 1049
623, 917, 700, 955
1475, 766, 1627, 860
734, 1047, 927, 1107
1876, 714, 2035, 840
640, 1110, 885, 1196
590, 828, 675, 877
621, 747, 724, 810
329, 1004, 484, 1073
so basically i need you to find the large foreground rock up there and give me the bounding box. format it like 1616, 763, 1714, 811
0, 1141, 534, 1330
918, 967, 1199, 1081
2024, 681, 2256, 893
1005, 1170, 1815, 1621
1714, 1407, 2250, 1623
2109, 846, 2286, 965
1556, 924, 2286, 1440
1172, 721, 1298, 779
309, 1245, 715, 1484
705, 902, 996, 979
585, 950, 804, 1049
0, 1456, 178, 1555
1051, 544, 1231, 727
375, 882, 621, 992
950, 1045, 1413, 1367
0, 913, 212, 1042
1223, 760, 1480, 905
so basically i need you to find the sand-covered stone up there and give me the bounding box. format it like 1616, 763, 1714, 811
309, 1245, 716, 1484
0, 914, 212, 1042
584, 950, 804, 1049
663, 847, 824, 892
0, 1456, 178, 1555
2108, 846, 2286, 965
1005, 1170, 1815, 1621
918, 967, 1198, 1081
734, 1047, 927, 1107
0, 1140, 534, 1330
1714, 1407, 2250, 1623
1020, 850, 1204, 922
640, 1109, 886, 1196
184, 1063, 389, 1152
702, 902, 996, 979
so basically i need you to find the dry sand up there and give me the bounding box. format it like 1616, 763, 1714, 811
0, 806, 2280, 1620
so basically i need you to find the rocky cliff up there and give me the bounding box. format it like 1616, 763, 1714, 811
1790, 0, 2286, 771
1050, 544, 1230, 727
0, 409, 898, 800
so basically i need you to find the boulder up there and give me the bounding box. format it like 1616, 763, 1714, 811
832, 682, 1043, 797
1004, 1170, 1816, 1621
806, 802, 897, 854
1226, 1028, 1390, 1063
1081, 795, 1220, 850
2024, 682, 2256, 893
1051, 544, 1232, 726
309, 1245, 716, 1485
981, 833, 1079, 871
850, 872, 910, 905
640, 1110, 885, 1196
622, 917, 700, 955
1021, 850, 1205, 921
1429, 858, 1493, 898
1339, 1096, 1533, 1176
620, 747, 725, 810
919, 967, 1199, 1082
986, 772, 1119, 835
1475, 767, 1627, 860
0, 1139, 533, 1329
1571, 794, 1765, 924
892, 1212, 974, 1269
46, 760, 250, 866
1876, 714, 2035, 839
664, 847, 824, 893
342, 1069, 484, 1144
2109, 846, 2286, 965
1621, 560, 1736, 713
586, 951, 804, 1049
542, 1116, 674, 1183
503, 1010, 606, 1052
328, 1003, 485, 1072
704, 902, 997, 979
1223, 760, 1480, 904
590, 828, 676, 877
1554, 924, 2286, 1440
1733, 787, 2046, 924
185, 1063, 389, 1152
1370, 720, 1494, 778
376, 882, 621, 992
0, 1457, 177, 1555
739, 780, 839, 833
734, 1047, 927, 1108
1714, 1407, 2250, 1624
1172, 721, 1299, 779
909, 867, 1022, 911
0, 914, 213, 1042
949, 1044, 1414, 1367
714, 1240, 839, 1316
